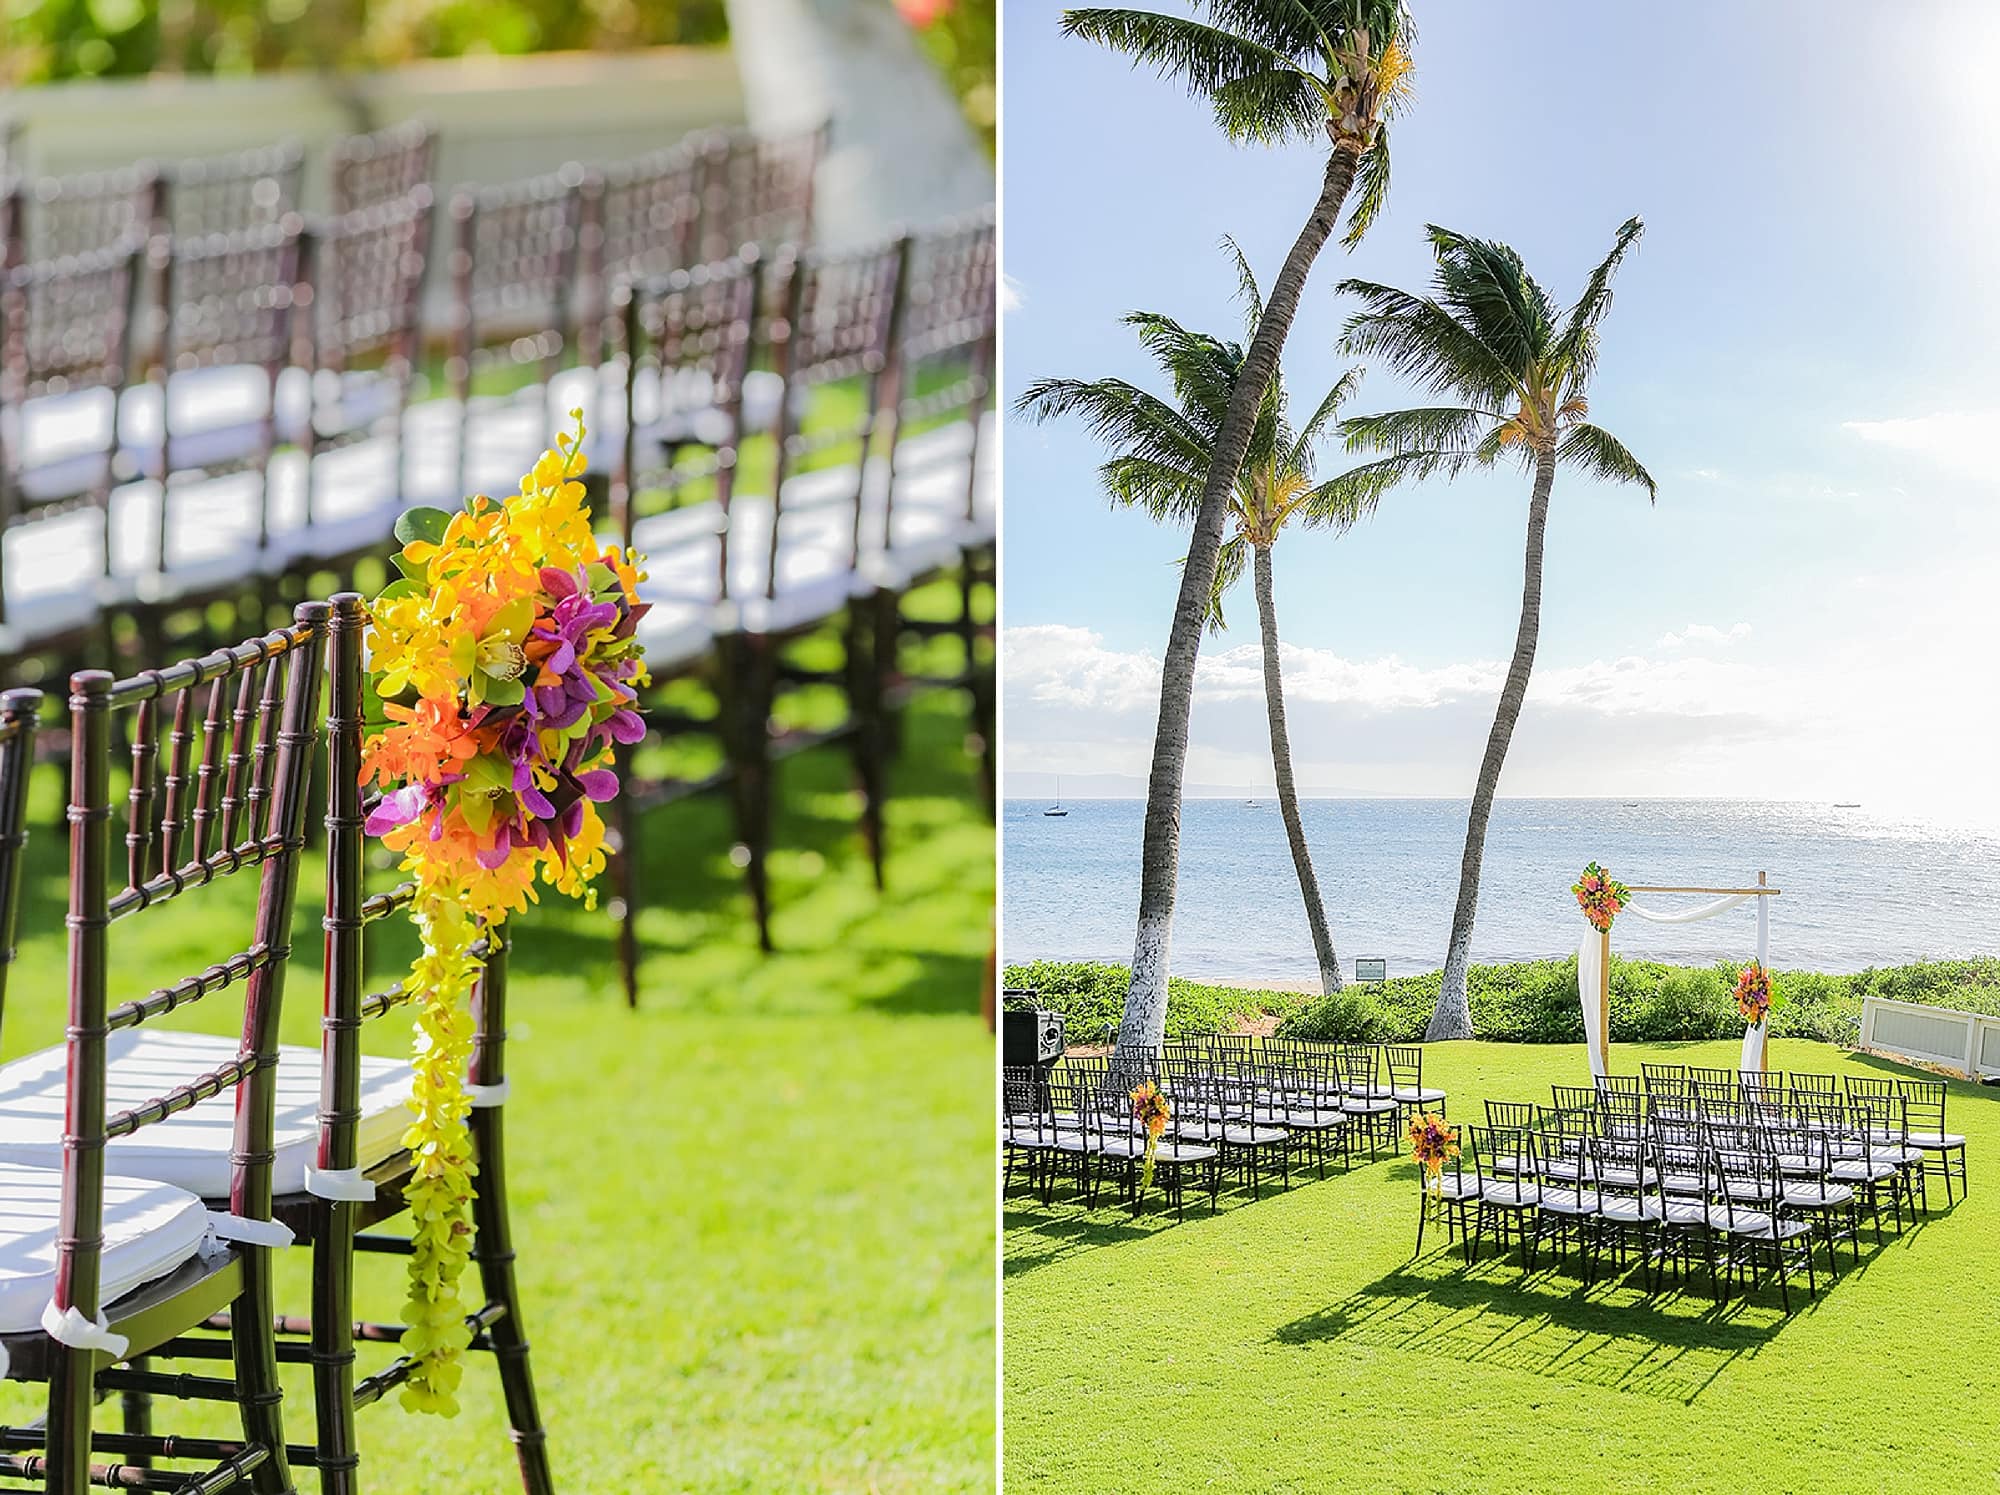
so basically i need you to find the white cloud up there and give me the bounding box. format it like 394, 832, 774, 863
1843, 408, 2000, 479
1001, 273, 1025, 313
1656, 621, 1752, 649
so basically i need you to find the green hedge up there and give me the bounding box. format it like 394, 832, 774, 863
1000, 959, 1304, 1046
1002, 956, 2000, 1048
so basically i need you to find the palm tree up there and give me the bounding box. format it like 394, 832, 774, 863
1334, 219, 1656, 1039
1017, 245, 1369, 995
1061, 0, 1412, 1055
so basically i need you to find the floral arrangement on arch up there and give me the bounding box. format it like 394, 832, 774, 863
1130, 1080, 1171, 1197
1572, 862, 1630, 933
1735, 961, 1774, 1027
361, 412, 648, 1414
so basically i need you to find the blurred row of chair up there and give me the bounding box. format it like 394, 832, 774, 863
0, 116, 827, 660
1, 117, 996, 984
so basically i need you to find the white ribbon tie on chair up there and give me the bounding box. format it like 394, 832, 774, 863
304, 1166, 378, 1202
202, 1212, 296, 1254
40, 1301, 128, 1361
466, 1079, 510, 1108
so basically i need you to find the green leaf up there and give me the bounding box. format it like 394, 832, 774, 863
480, 675, 525, 707
463, 753, 512, 793
458, 791, 496, 835
377, 578, 422, 602
391, 552, 428, 584
395, 507, 452, 547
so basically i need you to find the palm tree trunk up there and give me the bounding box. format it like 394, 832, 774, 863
1114, 143, 1365, 1058
1432, 446, 1558, 1040
1254, 543, 1342, 996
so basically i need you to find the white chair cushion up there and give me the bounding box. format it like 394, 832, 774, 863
0, 1163, 211, 1335
0, 1030, 413, 1200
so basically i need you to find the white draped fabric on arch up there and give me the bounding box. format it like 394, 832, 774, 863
1576, 876, 1777, 1077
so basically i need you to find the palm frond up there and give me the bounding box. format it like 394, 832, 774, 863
1340, 403, 1498, 460
1284, 467, 1384, 532
1060, 10, 1298, 97
1204, 532, 1252, 633
1298, 447, 1477, 510
1336, 279, 1518, 404
1556, 422, 1656, 501
1424, 226, 1554, 373
1220, 234, 1265, 343
1013, 376, 1216, 474
1210, 66, 1330, 144
1287, 364, 1363, 468
1101, 453, 1206, 522
1550, 215, 1644, 393
1198, 0, 1326, 56
1339, 124, 1391, 248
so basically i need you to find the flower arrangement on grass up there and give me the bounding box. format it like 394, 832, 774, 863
1130, 1080, 1171, 1197
362, 412, 648, 1414
1572, 861, 1630, 933
1735, 960, 1774, 1027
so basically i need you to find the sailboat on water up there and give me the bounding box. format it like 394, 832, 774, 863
1045, 777, 1068, 817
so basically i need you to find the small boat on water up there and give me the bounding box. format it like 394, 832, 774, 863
1045, 778, 1068, 817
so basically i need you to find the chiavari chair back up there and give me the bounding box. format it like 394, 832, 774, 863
693, 121, 827, 266
165, 141, 302, 241
448, 166, 588, 495
136, 216, 305, 577
330, 121, 437, 219
0, 688, 37, 1027
0, 242, 142, 648
0, 606, 326, 1493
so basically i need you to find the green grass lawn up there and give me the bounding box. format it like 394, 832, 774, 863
1004, 1038, 2000, 1494
0, 691, 996, 1493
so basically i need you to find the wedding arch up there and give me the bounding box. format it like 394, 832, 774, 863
1573, 871, 1781, 1077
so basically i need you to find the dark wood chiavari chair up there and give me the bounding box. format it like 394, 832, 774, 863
0, 242, 145, 676
632, 235, 907, 957
607, 254, 761, 996
165, 142, 303, 241
865, 212, 998, 809
2, 162, 163, 266
448, 166, 588, 499
578, 144, 703, 366
124, 217, 305, 628
0, 688, 38, 1014
72, 595, 553, 1493
0, 606, 326, 1493
329, 122, 437, 220
691, 122, 827, 267
282, 187, 435, 581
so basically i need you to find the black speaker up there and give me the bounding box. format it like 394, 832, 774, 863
1002, 1001, 1065, 1072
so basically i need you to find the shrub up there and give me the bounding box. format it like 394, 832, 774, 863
1000, 962, 1302, 1046
1020, 957, 2000, 1049
1282, 988, 1388, 1042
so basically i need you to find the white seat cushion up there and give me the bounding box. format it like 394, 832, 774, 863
0, 1164, 211, 1335
1909, 1131, 1967, 1149
0, 1031, 412, 1200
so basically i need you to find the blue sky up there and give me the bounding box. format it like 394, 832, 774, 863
1001, 0, 2000, 820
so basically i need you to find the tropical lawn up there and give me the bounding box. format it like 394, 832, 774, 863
0, 679, 996, 1493
1004, 1037, 2000, 1493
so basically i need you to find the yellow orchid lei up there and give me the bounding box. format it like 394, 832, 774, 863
362, 414, 648, 1412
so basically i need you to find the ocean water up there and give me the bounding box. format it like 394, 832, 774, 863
1002, 798, 2000, 983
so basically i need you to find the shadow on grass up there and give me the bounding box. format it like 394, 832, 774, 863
1270, 1253, 1791, 1404
1003, 1146, 1387, 1279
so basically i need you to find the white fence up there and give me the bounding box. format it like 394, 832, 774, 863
1858, 996, 2000, 1080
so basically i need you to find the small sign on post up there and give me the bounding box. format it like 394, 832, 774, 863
1354, 958, 1387, 985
